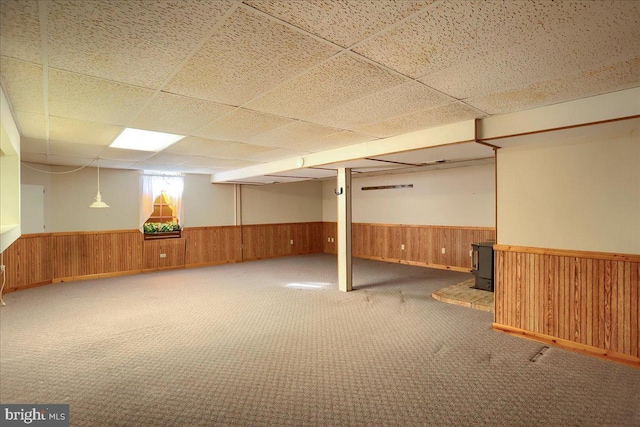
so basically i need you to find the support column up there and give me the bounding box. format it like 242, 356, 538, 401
337, 168, 352, 292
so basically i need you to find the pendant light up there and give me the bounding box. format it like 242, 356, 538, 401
89, 161, 109, 208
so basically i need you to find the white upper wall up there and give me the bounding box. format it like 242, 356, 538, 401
0, 87, 21, 253
182, 174, 235, 227
497, 125, 640, 254
241, 180, 323, 225
20, 166, 237, 232
322, 164, 495, 226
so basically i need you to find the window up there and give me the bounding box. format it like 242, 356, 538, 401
146, 192, 178, 225
139, 172, 184, 236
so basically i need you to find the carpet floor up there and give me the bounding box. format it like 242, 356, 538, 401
1, 254, 638, 426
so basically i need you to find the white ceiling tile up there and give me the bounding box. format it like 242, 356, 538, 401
140, 152, 197, 166
91, 159, 136, 170
245, 54, 407, 119
243, 148, 311, 163
0, 57, 44, 114
13, 111, 46, 140
48, 68, 155, 126
100, 147, 152, 162
21, 152, 48, 164
45, 155, 95, 168
131, 92, 236, 135
48, 141, 104, 158
49, 116, 123, 146
167, 136, 274, 159
248, 121, 338, 148
193, 108, 295, 143
244, 0, 432, 48
46, 0, 233, 88
164, 8, 339, 105
354, 102, 483, 138
310, 81, 454, 129
372, 142, 495, 165
465, 57, 640, 115
179, 156, 260, 169
20, 137, 47, 154
354, 0, 606, 79
421, 3, 640, 100
0, 0, 42, 64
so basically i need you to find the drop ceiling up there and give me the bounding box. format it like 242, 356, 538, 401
1, 0, 638, 181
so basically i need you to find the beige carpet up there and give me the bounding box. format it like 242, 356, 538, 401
1, 254, 638, 426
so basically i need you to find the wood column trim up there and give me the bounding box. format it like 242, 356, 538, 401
337, 168, 352, 292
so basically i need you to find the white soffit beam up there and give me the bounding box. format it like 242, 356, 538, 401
212, 119, 475, 182
491, 116, 640, 149
372, 141, 494, 164
1, 87, 20, 151
479, 88, 640, 141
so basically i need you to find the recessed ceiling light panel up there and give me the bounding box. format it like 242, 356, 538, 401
110, 128, 185, 152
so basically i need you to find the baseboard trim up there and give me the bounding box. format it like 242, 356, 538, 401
243, 251, 322, 262
492, 323, 640, 369
2, 280, 53, 293
54, 270, 143, 283
184, 260, 242, 269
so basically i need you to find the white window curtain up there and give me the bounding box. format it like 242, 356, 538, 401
139, 173, 184, 231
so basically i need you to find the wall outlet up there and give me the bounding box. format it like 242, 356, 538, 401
401, 244, 405, 251
290, 240, 294, 245
441, 248, 446, 254
328, 237, 331, 242
159, 254, 166, 258
331, 238, 334, 243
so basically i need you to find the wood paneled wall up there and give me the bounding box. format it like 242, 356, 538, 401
53, 230, 143, 281
322, 222, 337, 254
183, 226, 242, 267
242, 222, 323, 261
2, 233, 52, 291
1, 223, 325, 292
494, 245, 640, 367
143, 238, 186, 271
322, 222, 495, 272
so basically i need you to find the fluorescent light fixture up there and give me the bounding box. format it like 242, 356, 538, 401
110, 128, 185, 152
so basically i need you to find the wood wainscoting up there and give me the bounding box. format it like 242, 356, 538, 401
183, 226, 242, 268
143, 238, 186, 271
1, 223, 326, 292
53, 230, 143, 281
321, 222, 495, 272
1, 233, 52, 291
493, 245, 639, 367
242, 222, 323, 261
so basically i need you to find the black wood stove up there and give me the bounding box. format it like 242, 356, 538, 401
471, 241, 495, 292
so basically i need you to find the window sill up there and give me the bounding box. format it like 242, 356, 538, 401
143, 230, 182, 240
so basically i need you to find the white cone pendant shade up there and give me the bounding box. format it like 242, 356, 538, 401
89, 163, 109, 208
89, 191, 109, 208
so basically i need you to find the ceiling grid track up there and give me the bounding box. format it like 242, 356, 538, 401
131, 2, 242, 167
37, 0, 50, 163
187, 0, 451, 141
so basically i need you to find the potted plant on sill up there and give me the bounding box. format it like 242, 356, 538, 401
143, 221, 181, 240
